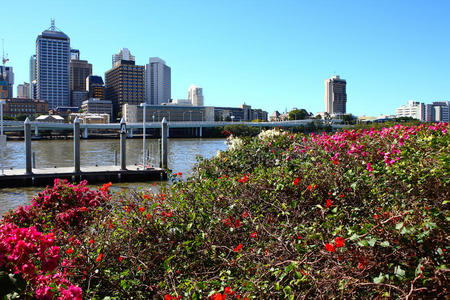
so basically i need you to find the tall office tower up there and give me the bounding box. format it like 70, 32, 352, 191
0, 78, 8, 99
86, 75, 105, 99
105, 58, 145, 120
144, 57, 171, 105
188, 84, 204, 106
36, 20, 71, 109
324, 75, 347, 114
0, 66, 14, 98
17, 82, 31, 98
70, 49, 80, 60
29, 55, 37, 99
112, 48, 135, 67
70, 50, 92, 107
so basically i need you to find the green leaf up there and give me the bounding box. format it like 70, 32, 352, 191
380, 241, 390, 247
373, 273, 385, 284
357, 240, 369, 247
394, 266, 405, 278
395, 222, 404, 230
367, 237, 377, 247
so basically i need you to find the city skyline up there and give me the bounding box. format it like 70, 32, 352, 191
1, 0, 449, 116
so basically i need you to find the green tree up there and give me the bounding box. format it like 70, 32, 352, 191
289, 109, 308, 120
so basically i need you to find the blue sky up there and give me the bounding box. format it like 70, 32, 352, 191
2, 0, 449, 116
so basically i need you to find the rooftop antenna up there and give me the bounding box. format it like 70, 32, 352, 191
50, 19, 56, 31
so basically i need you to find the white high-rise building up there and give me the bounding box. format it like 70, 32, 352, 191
36, 21, 71, 108
112, 48, 135, 67
324, 75, 347, 114
396, 101, 425, 120
144, 57, 171, 105
188, 84, 204, 106
29, 55, 37, 99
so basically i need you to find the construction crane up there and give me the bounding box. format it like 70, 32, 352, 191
1, 39, 9, 79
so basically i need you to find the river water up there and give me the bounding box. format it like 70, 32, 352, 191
0, 138, 227, 215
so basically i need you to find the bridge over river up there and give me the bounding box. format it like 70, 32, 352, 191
1, 119, 343, 138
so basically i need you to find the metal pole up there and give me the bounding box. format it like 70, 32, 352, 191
120, 117, 127, 170
161, 117, 168, 169
0, 101, 3, 136
0, 100, 4, 175
24, 118, 32, 175
142, 104, 146, 168
74, 117, 80, 173
114, 150, 118, 166
32, 152, 36, 169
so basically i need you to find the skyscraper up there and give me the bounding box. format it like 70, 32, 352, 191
86, 75, 105, 99
17, 83, 31, 98
112, 48, 135, 67
105, 49, 145, 120
70, 50, 92, 107
145, 57, 171, 105
36, 20, 70, 109
0, 66, 14, 98
29, 55, 37, 99
188, 84, 204, 106
324, 75, 347, 114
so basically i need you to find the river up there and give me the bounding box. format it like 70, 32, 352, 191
0, 138, 227, 215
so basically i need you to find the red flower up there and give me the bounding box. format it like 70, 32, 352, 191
100, 182, 112, 192
335, 237, 345, 248
89, 238, 94, 244
79, 207, 88, 212
293, 177, 300, 186
224, 287, 234, 295
242, 211, 249, 218
339, 193, 345, 198
326, 199, 332, 208
238, 175, 249, 184
234, 219, 242, 228
165, 295, 172, 300
139, 206, 145, 212
325, 243, 335, 253
118, 256, 124, 262
143, 194, 150, 200
234, 243, 243, 252
65, 248, 74, 254
250, 232, 257, 238
211, 293, 226, 300
96, 253, 104, 262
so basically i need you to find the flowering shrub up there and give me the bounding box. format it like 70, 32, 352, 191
1, 123, 448, 299
1, 179, 111, 299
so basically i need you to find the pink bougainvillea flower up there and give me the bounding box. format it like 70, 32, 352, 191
326, 199, 332, 208
250, 232, 257, 238
65, 248, 74, 254
293, 177, 300, 186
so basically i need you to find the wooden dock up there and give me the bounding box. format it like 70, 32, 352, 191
0, 165, 167, 188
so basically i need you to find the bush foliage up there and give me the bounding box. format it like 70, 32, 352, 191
1, 123, 449, 299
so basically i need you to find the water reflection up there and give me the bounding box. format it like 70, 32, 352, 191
0, 138, 226, 215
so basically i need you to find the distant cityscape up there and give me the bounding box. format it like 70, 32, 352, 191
0, 20, 448, 124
